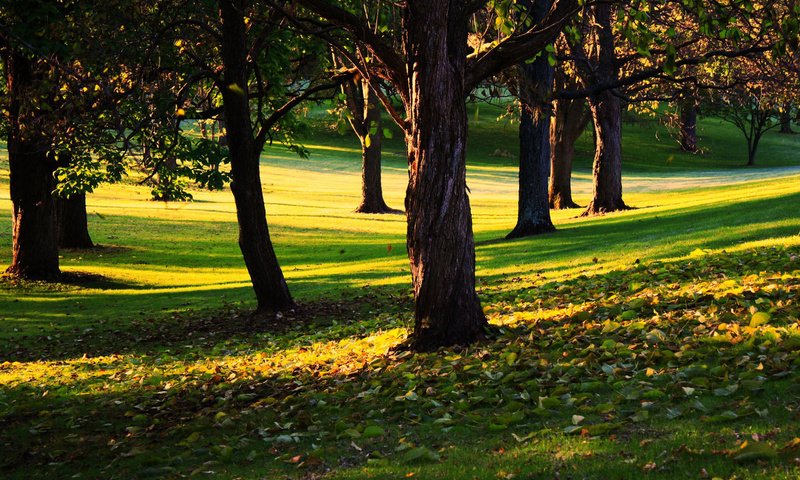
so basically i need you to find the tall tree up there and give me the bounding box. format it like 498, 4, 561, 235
506, 0, 556, 239
549, 66, 590, 210
2, 49, 60, 278
218, 0, 294, 311
579, 3, 628, 215
291, 0, 579, 349
2, 0, 143, 275
146, 0, 350, 313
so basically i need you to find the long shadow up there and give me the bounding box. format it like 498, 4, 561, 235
2, 189, 797, 364
0, 283, 413, 363
474, 190, 800, 283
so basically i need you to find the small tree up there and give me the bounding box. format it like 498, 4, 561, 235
705, 84, 780, 166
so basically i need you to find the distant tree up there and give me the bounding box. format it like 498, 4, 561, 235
704, 78, 780, 166
559, 0, 791, 215
549, 67, 590, 210
703, 53, 798, 165
339, 72, 397, 214
677, 97, 699, 152
779, 102, 795, 134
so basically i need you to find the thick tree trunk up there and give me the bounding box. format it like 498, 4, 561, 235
584, 91, 627, 215
219, 0, 293, 312
354, 84, 394, 213
3, 51, 61, 280
507, 0, 555, 239
780, 103, 794, 134
679, 102, 698, 152
57, 193, 94, 249
404, 0, 487, 350
582, 3, 628, 216
549, 96, 589, 209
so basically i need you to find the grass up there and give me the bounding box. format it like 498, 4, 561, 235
1, 109, 800, 479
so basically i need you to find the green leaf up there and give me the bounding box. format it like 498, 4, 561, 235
750, 311, 771, 327
401, 446, 440, 463
362, 425, 385, 438
506, 351, 518, 365
733, 442, 777, 462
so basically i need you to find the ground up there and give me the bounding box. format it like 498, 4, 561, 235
1, 107, 800, 479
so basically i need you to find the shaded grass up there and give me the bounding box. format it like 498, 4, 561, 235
2, 245, 800, 479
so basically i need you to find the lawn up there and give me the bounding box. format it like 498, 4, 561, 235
2, 109, 800, 479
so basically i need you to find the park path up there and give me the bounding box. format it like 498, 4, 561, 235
468, 165, 800, 196
606, 166, 800, 193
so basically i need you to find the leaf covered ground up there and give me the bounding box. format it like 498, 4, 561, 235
3, 244, 800, 479
3, 112, 800, 478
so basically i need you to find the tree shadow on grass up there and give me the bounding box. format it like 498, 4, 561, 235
0, 283, 414, 363
2, 254, 799, 480
474, 189, 800, 283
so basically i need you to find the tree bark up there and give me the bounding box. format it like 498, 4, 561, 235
507, 0, 556, 239
584, 90, 627, 215
549, 94, 589, 209
404, 0, 487, 350
678, 101, 698, 152
780, 103, 794, 134
56, 193, 94, 249
219, 0, 293, 312
582, 3, 628, 216
3, 51, 61, 280
351, 81, 394, 213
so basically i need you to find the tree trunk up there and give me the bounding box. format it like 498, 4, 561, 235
507, 0, 555, 239
747, 135, 759, 166
404, 0, 487, 350
549, 95, 589, 209
780, 103, 794, 134
3, 51, 61, 280
582, 3, 628, 216
354, 82, 394, 213
584, 91, 627, 215
679, 101, 698, 152
219, 0, 293, 312
57, 193, 94, 249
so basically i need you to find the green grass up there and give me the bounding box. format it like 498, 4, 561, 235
2, 111, 800, 479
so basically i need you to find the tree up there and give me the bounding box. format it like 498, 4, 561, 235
549, 65, 590, 210
779, 102, 795, 134
571, 3, 629, 215
57, 194, 94, 249
218, 0, 294, 312
704, 77, 780, 166
506, 0, 556, 239
1, 49, 60, 278
557, 0, 791, 214
289, 0, 579, 349
677, 98, 699, 152
701, 51, 799, 165
340, 74, 398, 214
2, 0, 143, 274
145, 0, 351, 313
